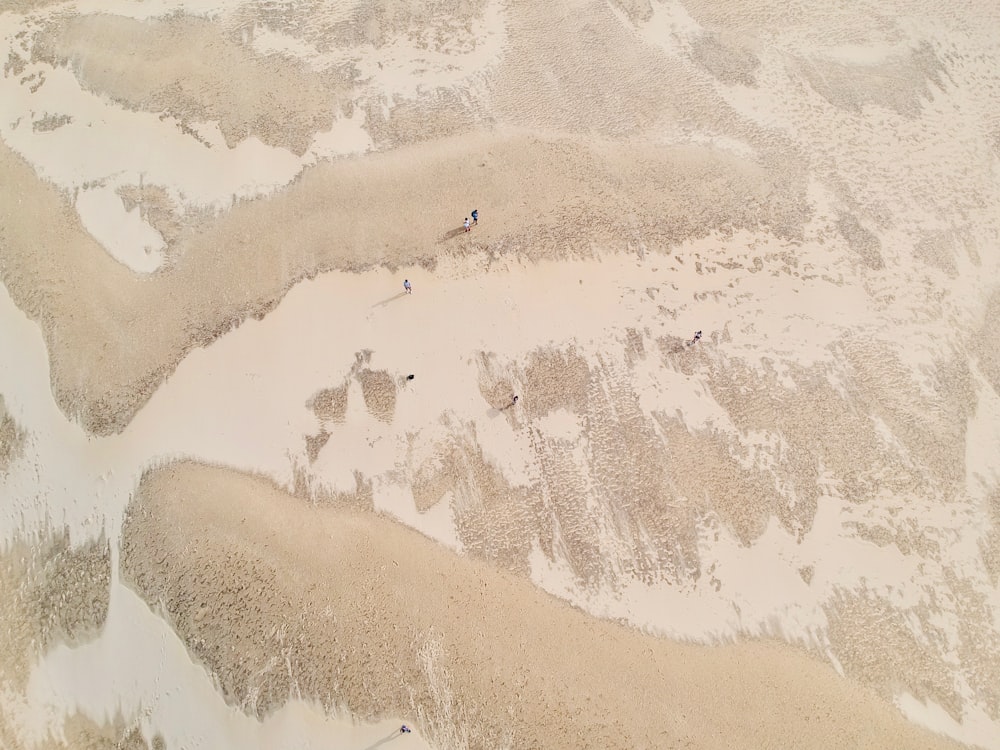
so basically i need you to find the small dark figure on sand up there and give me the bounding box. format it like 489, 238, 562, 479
406, 374, 415, 381
471, 209, 478, 225
688, 330, 702, 346
400, 725, 412, 734
404, 279, 412, 294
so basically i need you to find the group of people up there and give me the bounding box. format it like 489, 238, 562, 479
464, 209, 478, 232
398, 212, 702, 436
391, 265, 703, 743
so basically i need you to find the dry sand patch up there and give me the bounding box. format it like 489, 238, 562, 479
973, 289, 1000, 397
230, 0, 490, 52
690, 32, 761, 87
308, 382, 350, 423
403, 317, 989, 613
490, 0, 679, 136
115, 184, 189, 251
826, 589, 963, 719
983, 489, 1000, 587
797, 42, 948, 119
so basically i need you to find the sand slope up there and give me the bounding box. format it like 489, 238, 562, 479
121, 461, 964, 750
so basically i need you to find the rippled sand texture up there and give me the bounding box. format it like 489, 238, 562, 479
0, 532, 111, 747
122, 461, 963, 750
1, 0, 1000, 748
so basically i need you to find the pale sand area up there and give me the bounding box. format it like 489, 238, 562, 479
2, 0, 1000, 748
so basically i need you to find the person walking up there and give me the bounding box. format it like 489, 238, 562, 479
471, 208, 478, 225
463, 217, 471, 232
688, 330, 702, 346
403, 279, 412, 294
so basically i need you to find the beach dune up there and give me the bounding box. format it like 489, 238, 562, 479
121, 461, 965, 750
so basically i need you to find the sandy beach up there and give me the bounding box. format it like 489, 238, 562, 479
1, 0, 999, 748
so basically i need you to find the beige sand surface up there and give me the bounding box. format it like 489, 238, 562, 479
122, 460, 964, 750
19, 580, 433, 750
1, 0, 1000, 747
0, 128, 806, 434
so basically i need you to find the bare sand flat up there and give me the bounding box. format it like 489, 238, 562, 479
1, 0, 1000, 747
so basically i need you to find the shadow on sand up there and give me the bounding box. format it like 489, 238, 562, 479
372, 292, 408, 308
361, 730, 402, 750
487, 400, 518, 418
437, 226, 467, 243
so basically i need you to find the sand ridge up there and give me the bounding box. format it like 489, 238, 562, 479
123, 460, 966, 750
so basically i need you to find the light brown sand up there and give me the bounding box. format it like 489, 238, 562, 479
122, 461, 963, 750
